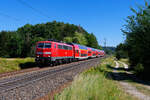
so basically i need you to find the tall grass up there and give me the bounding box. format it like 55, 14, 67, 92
54, 57, 136, 100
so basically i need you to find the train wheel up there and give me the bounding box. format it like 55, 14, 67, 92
56, 60, 59, 66
63, 59, 66, 64
52, 61, 56, 66
67, 59, 70, 63
69, 58, 71, 63
58, 60, 62, 65
66, 59, 68, 63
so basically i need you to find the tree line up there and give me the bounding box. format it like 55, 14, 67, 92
116, 1, 150, 79
0, 21, 101, 58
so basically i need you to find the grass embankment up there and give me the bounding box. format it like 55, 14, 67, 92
0, 58, 35, 73
54, 57, 136, 100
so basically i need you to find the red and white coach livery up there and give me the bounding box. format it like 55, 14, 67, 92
70, 43, 88, 60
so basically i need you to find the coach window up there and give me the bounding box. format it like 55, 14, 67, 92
69, 47, 72, 50
66, 46, 68, 50
63, 45, 68, 50
63, 45, 66, 50
63, 45, 65, 50
58, 45, 60, 49
54, 44, 56, 48
66, 46, 69, 50
67, 46, 69, 50
58, 45, 62, 49
70, 47, 72, 50
76, 50, 79, 53
88, 51, 91, 53
68, 47, 70, 50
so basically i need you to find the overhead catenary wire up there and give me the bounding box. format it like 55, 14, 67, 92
0, 12, 23, 30
0, 11, 20, 22
16, 0, 50, 19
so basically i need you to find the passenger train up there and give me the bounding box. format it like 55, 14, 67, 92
35, 39, 105, 65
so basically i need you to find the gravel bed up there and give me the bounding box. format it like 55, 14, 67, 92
0, 58, 101, 100
0, 68, 40, 80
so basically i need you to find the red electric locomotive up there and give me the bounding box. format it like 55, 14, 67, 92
35, 40, 74, 64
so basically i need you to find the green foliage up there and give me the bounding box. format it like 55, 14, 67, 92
63, 37, 73, 43
121, 0, 150, 78
72, 32, 87, 45
115, 43, 128, 60
134, 63, 144, 74
86, 33, 99, 48
103, 47, 116, 55
0, 21, 101, 58
0, 31, 22, 57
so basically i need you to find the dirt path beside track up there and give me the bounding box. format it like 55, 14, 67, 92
114, 61, 150, 100
118, 61, 129, 69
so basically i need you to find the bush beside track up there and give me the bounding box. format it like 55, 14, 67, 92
0, 58, 35, 73
54, 57, 136, 100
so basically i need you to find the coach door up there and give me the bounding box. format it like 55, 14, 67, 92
75, 49, 80, 57
53, 43, 57, 58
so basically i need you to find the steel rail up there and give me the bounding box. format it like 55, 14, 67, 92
0, 58, 100, 93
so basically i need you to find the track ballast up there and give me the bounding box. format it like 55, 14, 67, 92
0, 58, 102, 100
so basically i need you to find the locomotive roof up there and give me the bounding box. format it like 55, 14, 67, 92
37, 41, 72, 47
57, 42, 72, 47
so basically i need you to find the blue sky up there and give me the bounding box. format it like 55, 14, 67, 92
0, 0, 145, 46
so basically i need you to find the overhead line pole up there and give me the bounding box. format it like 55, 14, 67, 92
104, 38, 107, 48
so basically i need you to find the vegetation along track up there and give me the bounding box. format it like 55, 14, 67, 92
0, 58, 101, 100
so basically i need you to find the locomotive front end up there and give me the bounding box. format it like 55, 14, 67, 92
35, 41, 52, 64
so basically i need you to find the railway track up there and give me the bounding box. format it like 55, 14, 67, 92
0, 67, 40, 79
0, 58, 102, 100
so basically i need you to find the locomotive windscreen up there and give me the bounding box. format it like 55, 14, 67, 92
38, 43, 51, 48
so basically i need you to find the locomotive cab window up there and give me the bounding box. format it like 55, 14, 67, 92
69, 47, 72, 50
38, 43, 51, 48
45, 43, 51, 48
58, 45, 63, 49
63, 45, 68, 50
